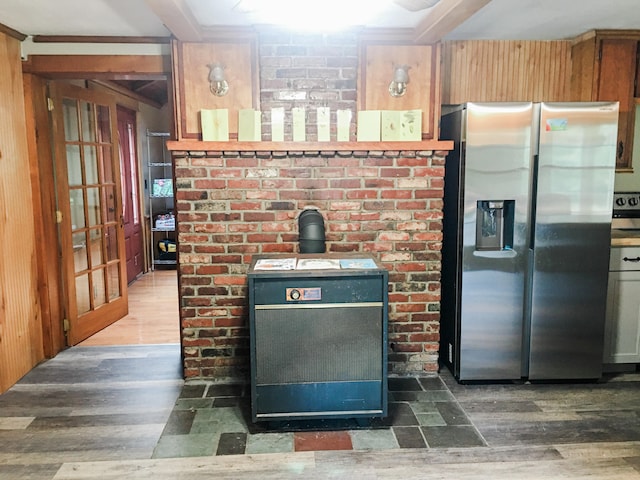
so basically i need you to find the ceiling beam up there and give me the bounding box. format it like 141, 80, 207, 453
145, 0, 202, 41
413, 0, 492, 44
22, 54, 171, 78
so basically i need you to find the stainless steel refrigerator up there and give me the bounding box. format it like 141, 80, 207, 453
440, 102, 618, 381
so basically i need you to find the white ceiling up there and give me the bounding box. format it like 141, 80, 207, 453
0, 0, 640, 40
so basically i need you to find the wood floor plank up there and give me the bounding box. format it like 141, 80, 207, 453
51, 450, 640, 480
79, 271, 179, 346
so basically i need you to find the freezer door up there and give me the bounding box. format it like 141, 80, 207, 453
528, 102, 618, 380
458, 102, 534, 380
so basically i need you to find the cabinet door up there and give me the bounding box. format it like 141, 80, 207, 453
597, 39, 637, 170
604, 270, 640, 363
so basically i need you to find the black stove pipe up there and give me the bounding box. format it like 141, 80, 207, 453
298, 208, 326, 253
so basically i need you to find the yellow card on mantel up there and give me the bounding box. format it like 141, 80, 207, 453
357, 110, 381, 141
201, 109, 229, 141
382, 110, 422, 141
271, 107, 285, 142
238, 109, 261, 142
292, 107, 306, 142
317, 107, 330, 142
337, 109, 352, 142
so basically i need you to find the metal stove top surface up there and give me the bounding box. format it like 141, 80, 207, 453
613, 192, 640, 217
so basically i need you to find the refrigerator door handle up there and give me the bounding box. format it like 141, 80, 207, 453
529, 154, 539, 249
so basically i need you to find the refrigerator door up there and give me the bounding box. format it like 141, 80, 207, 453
457, 102, 534, 380
528, 102, 618, 379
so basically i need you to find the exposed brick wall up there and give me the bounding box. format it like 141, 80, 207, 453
258, 30, 358, 141
174, 148, 446, 380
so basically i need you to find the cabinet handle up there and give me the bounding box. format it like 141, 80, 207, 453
623, 256, 640, 262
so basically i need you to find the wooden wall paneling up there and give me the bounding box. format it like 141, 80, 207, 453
22, 74, 66, 359
0, 34, 44, 393
441, 40, 572, 104
598, 38, 638, 170
174, 40, 258, 140
360, 44, 438, 139
570, 35, 597, 101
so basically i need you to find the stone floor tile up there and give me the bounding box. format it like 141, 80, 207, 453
294, 431, 353, 452
205, 384, 244, 398
350, 428, 399, 450
419, 376, 447, 391
216, 432, 247, 455
178, 384, 206, 399
173, 398, 214, 410
152, 433, 219, 458
436, 401, 471, 426
416, 412, 447, 427
388, 377, 423, 392
410, 401, 438, 413
387, 402, 419, 426
245, 432, 294, 454
161, 409, 196, 435
192, 407, 248, 433
393, 426, 427, 448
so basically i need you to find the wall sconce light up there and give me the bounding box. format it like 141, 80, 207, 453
208, 63, 229, 97
389, 65, 410, 98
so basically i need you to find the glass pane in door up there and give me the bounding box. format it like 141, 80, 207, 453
107, 264, 120, 300
73, 231, 88, 273
63, 99, 79, 142
66, 145, 82, 186
92, 268, 106, 308
86, 187, 101, 227
80, 101, 96, 142
75, 273, 90, 315
69, 189, 85, 229
84, 145, 99, 185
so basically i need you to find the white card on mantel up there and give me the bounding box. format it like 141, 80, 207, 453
292, 107, 306, 142
317, 107, 330, 142
271, 107, 285, 142
337, 109, 352, 142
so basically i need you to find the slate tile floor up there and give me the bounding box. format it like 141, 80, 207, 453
3, 345, 640, 479
154, 375, 486, 458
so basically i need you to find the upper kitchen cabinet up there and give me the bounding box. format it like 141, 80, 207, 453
358, 43, 440, 140
571, 30, 640, 171
172, 38, 259, 140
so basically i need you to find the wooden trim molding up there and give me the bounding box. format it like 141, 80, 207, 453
31, 35, 171, 44
166, 140, 453, 152
22, 54, 171, 78
0, 22, 27, 41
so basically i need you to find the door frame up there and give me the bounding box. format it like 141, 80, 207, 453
21, 53, 171, 357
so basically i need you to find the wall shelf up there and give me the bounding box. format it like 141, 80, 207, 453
166, 140, 454, 153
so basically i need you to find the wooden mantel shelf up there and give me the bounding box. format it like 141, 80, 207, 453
166, 140, 454, 152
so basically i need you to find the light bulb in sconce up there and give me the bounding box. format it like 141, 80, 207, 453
208, 62, 229, 97
389, 65, 410, 97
